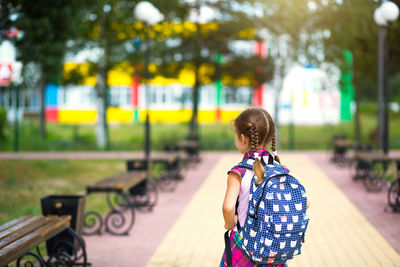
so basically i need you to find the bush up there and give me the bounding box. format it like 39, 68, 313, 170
0, 107, 7, 139
359, 102, 377, 116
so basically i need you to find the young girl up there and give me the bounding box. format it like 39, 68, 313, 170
220, 107, 288, 267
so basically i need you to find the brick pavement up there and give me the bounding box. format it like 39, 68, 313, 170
309, 151, 400, 254
83, 152, 224, 267
3, 151, 399, 266
146, 152, 400, 266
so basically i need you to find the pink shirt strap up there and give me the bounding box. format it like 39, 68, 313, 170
227, 166, 246, 179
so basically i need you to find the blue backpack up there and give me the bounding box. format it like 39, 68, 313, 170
225, 155, 309, 265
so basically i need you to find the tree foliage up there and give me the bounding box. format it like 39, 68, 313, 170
10, 0, 87, 83
267, 0, 400, 101
151, 0, 276, 139
4, 0, 89, 137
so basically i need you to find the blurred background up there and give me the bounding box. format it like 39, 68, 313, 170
1, 3, 400, 264
0, 0, 399, 152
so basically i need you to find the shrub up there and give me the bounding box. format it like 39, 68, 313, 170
0, 107, 7, 139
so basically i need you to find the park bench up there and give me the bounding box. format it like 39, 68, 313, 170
0, 215, 87, 267
178, 140, 200, 164
352, 152, 399, 193
352, 151, 387, 192
165, 140, 200, 165
331, 135, 356, 166
83, 150, 185, 236
84, 170, 148, 236
353, 151, 400, 211
127, 151, 184, 193
387, 158, 400, 212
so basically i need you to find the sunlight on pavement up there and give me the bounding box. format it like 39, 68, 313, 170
147, 153, 400, 267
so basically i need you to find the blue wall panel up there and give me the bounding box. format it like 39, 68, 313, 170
45, 83, 58, 107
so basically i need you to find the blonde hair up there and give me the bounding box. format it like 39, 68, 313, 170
233, 107, 280, 185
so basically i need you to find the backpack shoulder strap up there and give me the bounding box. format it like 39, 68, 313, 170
236, 159, 253, 170
237, 153, 274, 170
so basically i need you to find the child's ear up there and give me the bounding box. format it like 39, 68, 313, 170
241, 134, 249, 145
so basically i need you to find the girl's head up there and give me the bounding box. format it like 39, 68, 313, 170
233, 107, 280, 184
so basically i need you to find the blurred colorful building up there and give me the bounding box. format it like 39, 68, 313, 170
0, 39, 343, 125
278, 65, 340, 125
43, 62, 256, 124
1, 64, 340, 125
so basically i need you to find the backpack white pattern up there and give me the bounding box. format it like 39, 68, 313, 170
235, 155, 309, 265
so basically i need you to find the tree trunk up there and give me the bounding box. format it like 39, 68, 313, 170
189, 63, 200, 141
354, 72, 361, 144
189, 13, 201, 141
95, 83, 109, 150
39, 73, 47, 138
273, 57, 283, 133
95, 11, 110, 150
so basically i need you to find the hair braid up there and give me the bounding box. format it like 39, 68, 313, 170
271, 135, 281, 163
249, 124, 264, 185
248, 125, 258, 151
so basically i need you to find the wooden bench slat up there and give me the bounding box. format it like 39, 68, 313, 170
0, 216, 58, 250
0, 216, 30, 234
0, 215, 71, 265
150, 152, 181, 163
87, 171, 147, 192
0, 216, 44, 241
333, 139, 356, 148
356, 152, 400, 164
178, 140, 198, 148
356, 152, 390, 163
128, 152, 182, 164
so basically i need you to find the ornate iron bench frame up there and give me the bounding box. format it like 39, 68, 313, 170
83, 171, 147, 236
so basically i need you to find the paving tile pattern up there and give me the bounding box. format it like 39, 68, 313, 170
84, 152, 223, 267
309, 151, 400, 254
15, 151, 398, 266
147, 153, 400, 267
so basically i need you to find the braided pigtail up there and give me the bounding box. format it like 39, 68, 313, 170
271, 135, 281, 163
249, 124, 264, 185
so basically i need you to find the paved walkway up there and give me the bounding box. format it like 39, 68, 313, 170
2, 151, 399, 266
310, 152, 400, 256
144, 152, 400, 267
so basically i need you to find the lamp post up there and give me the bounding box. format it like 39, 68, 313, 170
373, 1, 399, 155
134, 1, 164, 162
289, 95, 295, 150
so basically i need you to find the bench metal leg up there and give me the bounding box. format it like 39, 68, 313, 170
352, 159, 371, 181
363, 173, 384, 192
83, 191, 135, 236
17, 251, 46, 267
156, 173, 178, 192
130, 180, 158, 212
47, 228, 88, 266
82, 210, 103, 236
388, 178, 400, 212
105, 192, 135, 235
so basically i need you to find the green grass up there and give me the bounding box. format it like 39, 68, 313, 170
371, 161, 398, 183
0, 159, 136, 266
0, 160, 126, 225
0, 159, 171, 225
0, 112, 399, 151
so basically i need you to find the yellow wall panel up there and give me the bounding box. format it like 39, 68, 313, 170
58, 108, 244, 124
220, 110, 242, 123
198, 110, 217, 123
58, 110, 97, 124
140, 110, 192, 123
107, 107, 133, 123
